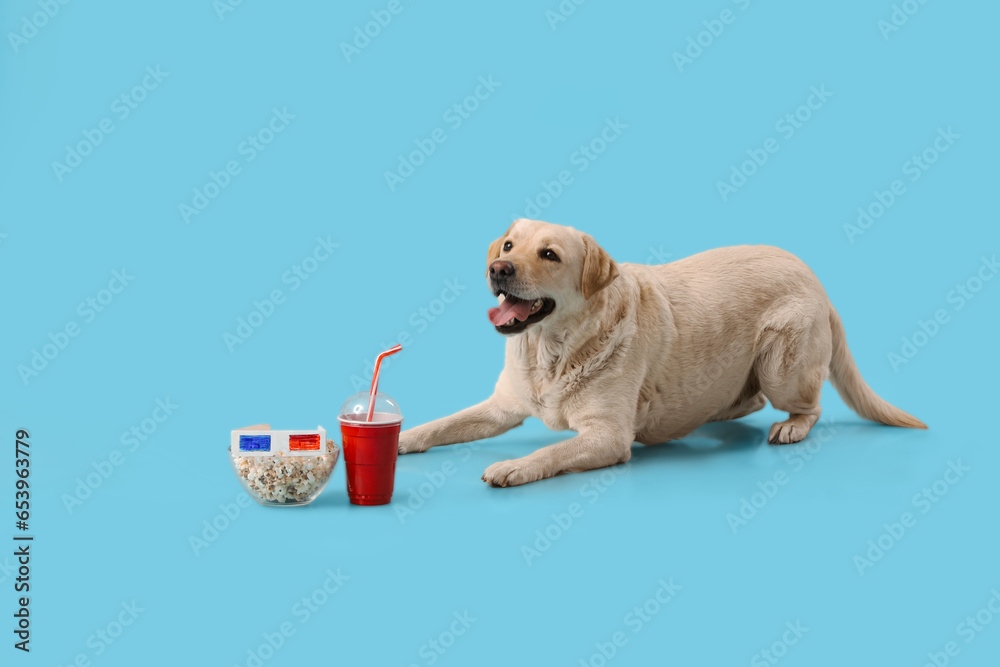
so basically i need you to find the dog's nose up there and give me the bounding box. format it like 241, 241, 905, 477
489, 260, 515, 279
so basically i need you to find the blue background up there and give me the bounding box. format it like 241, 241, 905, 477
2, 1, 998, 665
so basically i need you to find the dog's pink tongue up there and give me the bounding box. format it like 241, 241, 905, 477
488, 298, 533, 325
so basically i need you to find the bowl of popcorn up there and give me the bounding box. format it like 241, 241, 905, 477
229, 425, 339, 506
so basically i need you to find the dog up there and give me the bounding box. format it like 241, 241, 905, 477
397, 219, 925, 487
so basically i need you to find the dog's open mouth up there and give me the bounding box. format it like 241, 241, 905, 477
488, 292, 556, 334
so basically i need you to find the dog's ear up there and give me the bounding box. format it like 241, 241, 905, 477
581, 234, 620, 299
486, 223, 516, 276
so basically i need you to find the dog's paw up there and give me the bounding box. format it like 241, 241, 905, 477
481, 458, 544, 487
768, 419, 809, 445
397, 431, 428, 455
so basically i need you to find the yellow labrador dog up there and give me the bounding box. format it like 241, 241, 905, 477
398, 219, 925, 487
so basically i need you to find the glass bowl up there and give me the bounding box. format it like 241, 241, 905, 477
228, 433, 339, 507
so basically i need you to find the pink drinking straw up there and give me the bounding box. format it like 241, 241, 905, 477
366, 344, 403, 421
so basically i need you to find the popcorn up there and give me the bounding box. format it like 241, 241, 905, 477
231, 441, 338, 505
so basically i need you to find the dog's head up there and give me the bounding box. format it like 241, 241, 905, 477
485, 219, 619, 335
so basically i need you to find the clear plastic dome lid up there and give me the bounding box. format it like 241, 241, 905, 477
338, 391, 403, 425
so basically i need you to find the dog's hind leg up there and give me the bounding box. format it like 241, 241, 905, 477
756, 311, 831, 445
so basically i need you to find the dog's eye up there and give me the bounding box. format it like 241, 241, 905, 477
503, 241, 512, 252
540, 249, 560, 262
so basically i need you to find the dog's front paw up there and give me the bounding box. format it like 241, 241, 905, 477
482, 458, 544, 487
397, 430, 429, 455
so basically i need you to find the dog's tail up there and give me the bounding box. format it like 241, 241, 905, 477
827, 306, 927, 429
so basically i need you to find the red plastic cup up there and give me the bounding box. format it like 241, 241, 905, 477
339, 416, 401, 505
